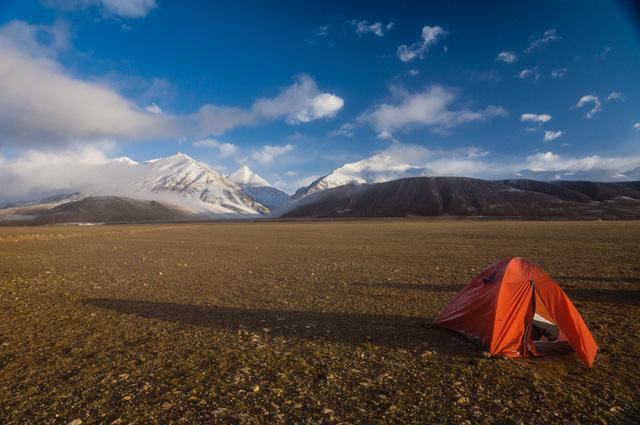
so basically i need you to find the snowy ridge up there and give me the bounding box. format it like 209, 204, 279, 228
294, 153, 431, 198
228, 165, 290, 209
228, 165, 271, 187
128, 154, 268, 215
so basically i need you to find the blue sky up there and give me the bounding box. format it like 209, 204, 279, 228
0, 0, 639, 194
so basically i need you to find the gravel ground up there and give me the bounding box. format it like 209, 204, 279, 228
0, 220, 638, 424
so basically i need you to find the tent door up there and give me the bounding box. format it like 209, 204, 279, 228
522, 280, 539, 357
530, 294, 574, 356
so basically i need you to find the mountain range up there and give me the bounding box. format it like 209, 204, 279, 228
2, 151, 640, 224
282, 177, 640, 219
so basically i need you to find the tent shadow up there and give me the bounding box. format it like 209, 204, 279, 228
85, 298, 480, 358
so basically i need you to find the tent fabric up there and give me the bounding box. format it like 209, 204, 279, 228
434, 257, 598, 367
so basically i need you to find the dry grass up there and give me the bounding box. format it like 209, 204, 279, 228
0, 220, 638, 424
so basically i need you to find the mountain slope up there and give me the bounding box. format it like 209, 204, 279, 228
109, 153, 269, 215
282, 177, 640, 219
9, 196, 195, 224
293, 153, 431, 198
228, 165, 290, 209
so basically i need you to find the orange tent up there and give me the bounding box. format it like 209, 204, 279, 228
434, 257, 598, 367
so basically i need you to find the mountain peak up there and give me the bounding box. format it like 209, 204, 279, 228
294, 153, 431, 198
111, 156, 138, 165
228, 165, 271, 187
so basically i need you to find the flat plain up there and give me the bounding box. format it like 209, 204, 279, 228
0, 220, 638, 424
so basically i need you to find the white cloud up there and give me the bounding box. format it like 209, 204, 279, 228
252, 144, 295, 163
0, 24, 169, 147
525, 29, 560, 53
371, 143, 640, 181
606, 91, 623, 102
397, 25, 447, 62
0, 21, 344, 148
306, 24, 330, 45
518, 68, 540, 80
252, 75, 344, 124
329, 122, 357, 138
543, 130, 563, 142
358, 85, 507, 135
575, 95, 602, 119
0, 19, 70, 57
285, 171, 297, 176
520, 113, 552, 123
634, 123, 640, 130
0, 145, 141, 201
192, 138, 238, 157
376, 130, 398, 142
43, 0, 157, 19
550, 68, 567, 78
496, 51, 517, 63
353, 20, 394, 37
145, 103, 162, 114
525, 151, 640, 175
408, 69, 420, 76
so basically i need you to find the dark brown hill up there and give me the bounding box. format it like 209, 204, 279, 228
32, 196, 194, 224
281, 177, 640, 219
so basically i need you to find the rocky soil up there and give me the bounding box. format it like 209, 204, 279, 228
0, 220, 638, 423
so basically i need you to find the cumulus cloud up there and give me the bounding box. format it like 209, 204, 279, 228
525, 29, 560, 53
496, 51, 517, 63
192, 138, 238, 157
634, 123, 640, 130
358, 85, 507, 135
575, 95, 602, 119
0, 21, 344, 148
252, 75, 344, 124
520, 113, 552, 123
252, 144, 295, 163
0, 25, 169, 146
606, 91, 623, 102
43, 0, 157, 19
518, 68, 540, 80
397, 25, 447, 62
543, 130, 563, 142
353, 20, 394, 37
550, 68, 567, 78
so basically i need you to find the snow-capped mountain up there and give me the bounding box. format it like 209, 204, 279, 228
0, 154, 271, 220
293, 153, 431, 198
228, 165, 271, 187
228, 165, 290, 209
119, 153, 268, 215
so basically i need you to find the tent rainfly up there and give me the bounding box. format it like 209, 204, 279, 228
434, 257, 598, 367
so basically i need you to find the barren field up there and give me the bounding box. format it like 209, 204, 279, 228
0, 220, 639, 424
